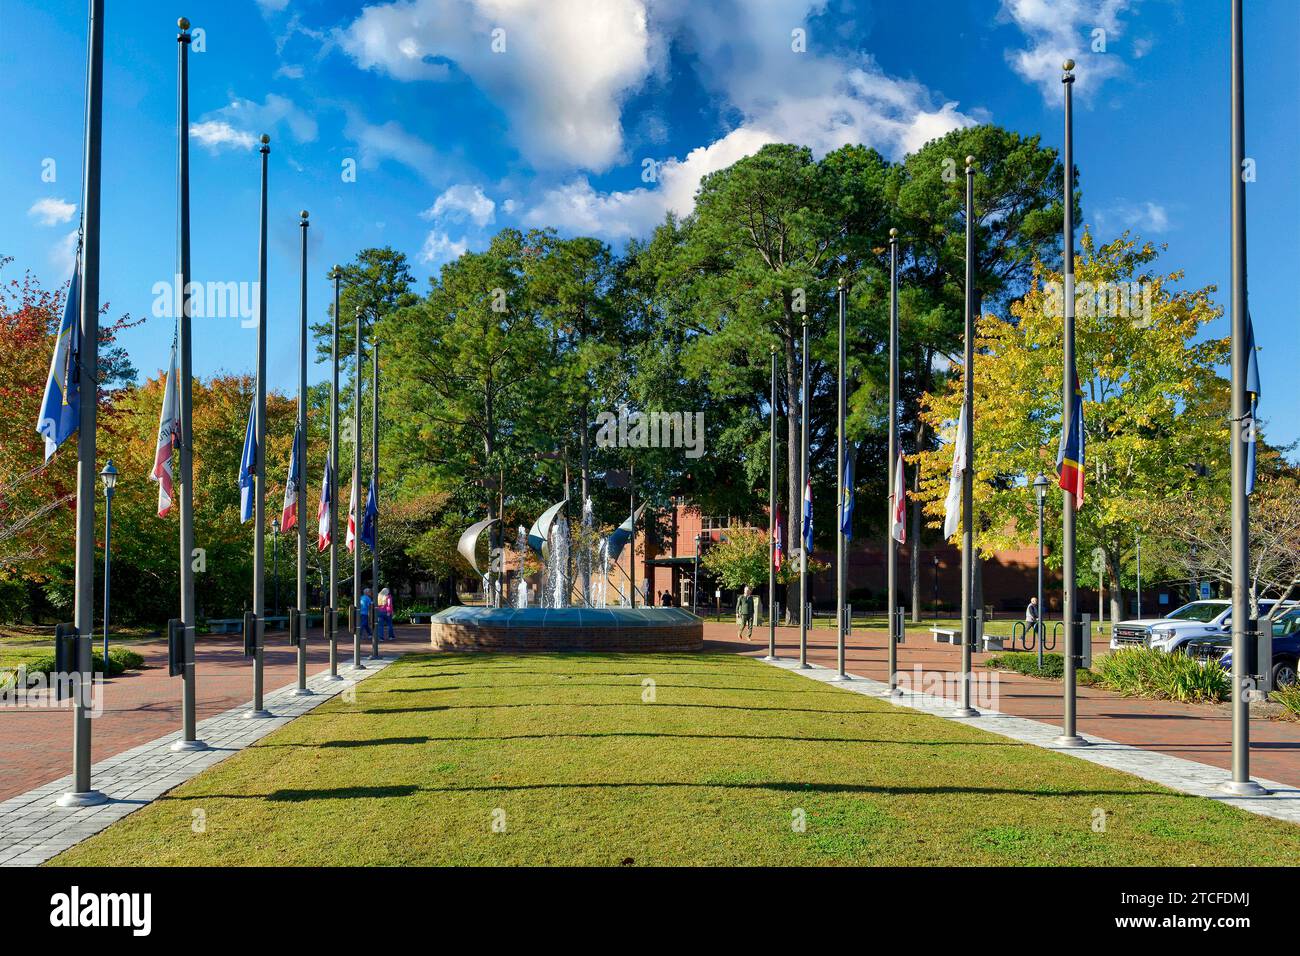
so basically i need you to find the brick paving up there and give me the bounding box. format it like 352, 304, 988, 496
706, 621, 1300, 789
0, 626, 428, 803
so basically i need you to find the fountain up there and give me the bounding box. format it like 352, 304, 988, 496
429, 499, 703, 652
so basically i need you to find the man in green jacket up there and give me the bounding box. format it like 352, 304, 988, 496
736, 584, 762, 641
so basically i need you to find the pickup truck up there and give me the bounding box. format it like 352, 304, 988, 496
1109, 599, 1289, 655
1206, 607, 1300, 688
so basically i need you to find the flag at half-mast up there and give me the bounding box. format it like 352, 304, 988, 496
839, 443, 856, 541
942, 402, 968, 539
36, 250, 82, 462
801, 475, 813, 568
150, 339, 180, 516
280, 423, 301, 531
360, 479, 377, 550
345, 470, 358, 553
1245, 310, 1261, 495
891, 452, 907, 544
1056, 375, 1085, 506
772, 503, 785, 571
316, 452, 332, 552
238, 396, 256, 523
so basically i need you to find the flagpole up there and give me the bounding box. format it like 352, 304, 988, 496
58, 0, 107, 807
326, 267, 343, 681
833, 278, 849, 681
246, 133, 272, 719
172, 16, 207, 751
294, 210, 311, 695
799, 313, 810, 669
887, 226, 902, 696
352, 305, 366, 671
1225, 1, 1266, 795
765, 344, 778, 661
369, 337, 381, 660
1055, 62, 1086, 745
955, 156, 979, 719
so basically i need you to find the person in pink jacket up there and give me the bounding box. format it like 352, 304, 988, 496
377, 587, 396, 641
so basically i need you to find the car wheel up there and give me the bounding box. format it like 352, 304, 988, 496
1272, 660, 1298, 688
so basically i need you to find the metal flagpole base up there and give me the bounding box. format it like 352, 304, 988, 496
952, 707, 980, 718
888, 687, 904, 697
1053, 734, 1089, 747
366, 654, 383, 661
797, 662, 811, 669
830, 673, 852, 682
761, 655, 779, 662
243, 708, 273, 719
170, 738, 209, 752
1220, 779, 1269, 797
321, 674, 345, 682
352, 662, 368, 671
56, 789, 108, 808
292, 687, 315, 697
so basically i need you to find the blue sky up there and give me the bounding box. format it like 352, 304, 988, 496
2, 0, 1296, 451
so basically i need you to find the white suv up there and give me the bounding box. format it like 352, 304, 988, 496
1109, 599, 1288, 654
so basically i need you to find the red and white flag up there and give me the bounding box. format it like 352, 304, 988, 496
345, 470, 358, 553
891, 451, 907, 544
317, 453, 332, 552
150, 341, 180, 517
280, 424, 301, 532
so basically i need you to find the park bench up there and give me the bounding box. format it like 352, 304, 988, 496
409, 612, 435, 624
931, 627, 957, 645
206, 613, 322, 634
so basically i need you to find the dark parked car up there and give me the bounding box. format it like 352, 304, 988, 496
1204, 607, 1300, 688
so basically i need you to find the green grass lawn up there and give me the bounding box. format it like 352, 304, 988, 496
49, 651, 1300, 867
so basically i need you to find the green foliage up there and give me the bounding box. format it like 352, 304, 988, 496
1091, 648, 1230, 704
983, 652, 1097, 685
17, 648, 139, 677
1269, 682, 1300, 721
701, 526, 821, 589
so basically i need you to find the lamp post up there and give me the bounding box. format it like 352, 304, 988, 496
271, 517, 280, 618
1033, 473, 1048, 671
99, 461, 117, 665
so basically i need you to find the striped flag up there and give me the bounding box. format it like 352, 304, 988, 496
1056, 375, 1085, 506
801, 474, 813, 566
316, 452, 332, 552
839, 443, 855, 541
280, 423, 301, 531
773, 504, 785, 571
345, 470, 358, 553
360, 479, 377, 550
150, 340, 180, 516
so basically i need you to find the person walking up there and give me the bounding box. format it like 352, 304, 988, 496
736, 584, 762, 641
1025, 596, 1040, 634
377, 587, 396, 641
359, 587, 374, 643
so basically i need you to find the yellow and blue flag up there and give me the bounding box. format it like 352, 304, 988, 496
238, 396, 256, 523
839, 442, 855, 540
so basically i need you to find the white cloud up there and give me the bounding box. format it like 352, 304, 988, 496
190, 121, 258, 151
191, 93, 317, 152
523, 4, 977, 240
28, 197, 76, 226
343, 112, 441, 181
1095, 199, 1170, 235
341, 0, 653, 171
422, 184, 496, 227
1000, 0, 1139, 101
419, 230, 469, 265
275, 63, 305, 80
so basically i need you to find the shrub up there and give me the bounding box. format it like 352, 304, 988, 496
108, 647, 145, 671
13, 648, 144, 678
983, 652, 1097, 685
1091, 648, 1230, 704
1270, 683, 1300, 721
394, 602, 436, 625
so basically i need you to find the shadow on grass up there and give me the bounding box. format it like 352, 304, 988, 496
257, 731, 1027, 748
353, 701, 888, 716
163, 780, 1170, 802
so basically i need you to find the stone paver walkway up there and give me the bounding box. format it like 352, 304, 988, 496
760, 654, 1300, 826
706, 621, 1300, 789
0, 652, 398, 866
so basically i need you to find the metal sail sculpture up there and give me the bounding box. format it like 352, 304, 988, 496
457, 517, 499, 606
606, 502, 646, 562
526, 499, 568, 560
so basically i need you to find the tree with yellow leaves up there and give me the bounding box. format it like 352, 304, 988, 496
912, 233, 1229, 621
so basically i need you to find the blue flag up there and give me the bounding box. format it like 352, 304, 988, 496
360, 478, 378, 550
802, 475, 813, 554
36, 253, 81, 462
1245, 311, 1261, 495
839, 442, 856, 540
238, 396, 256, 523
